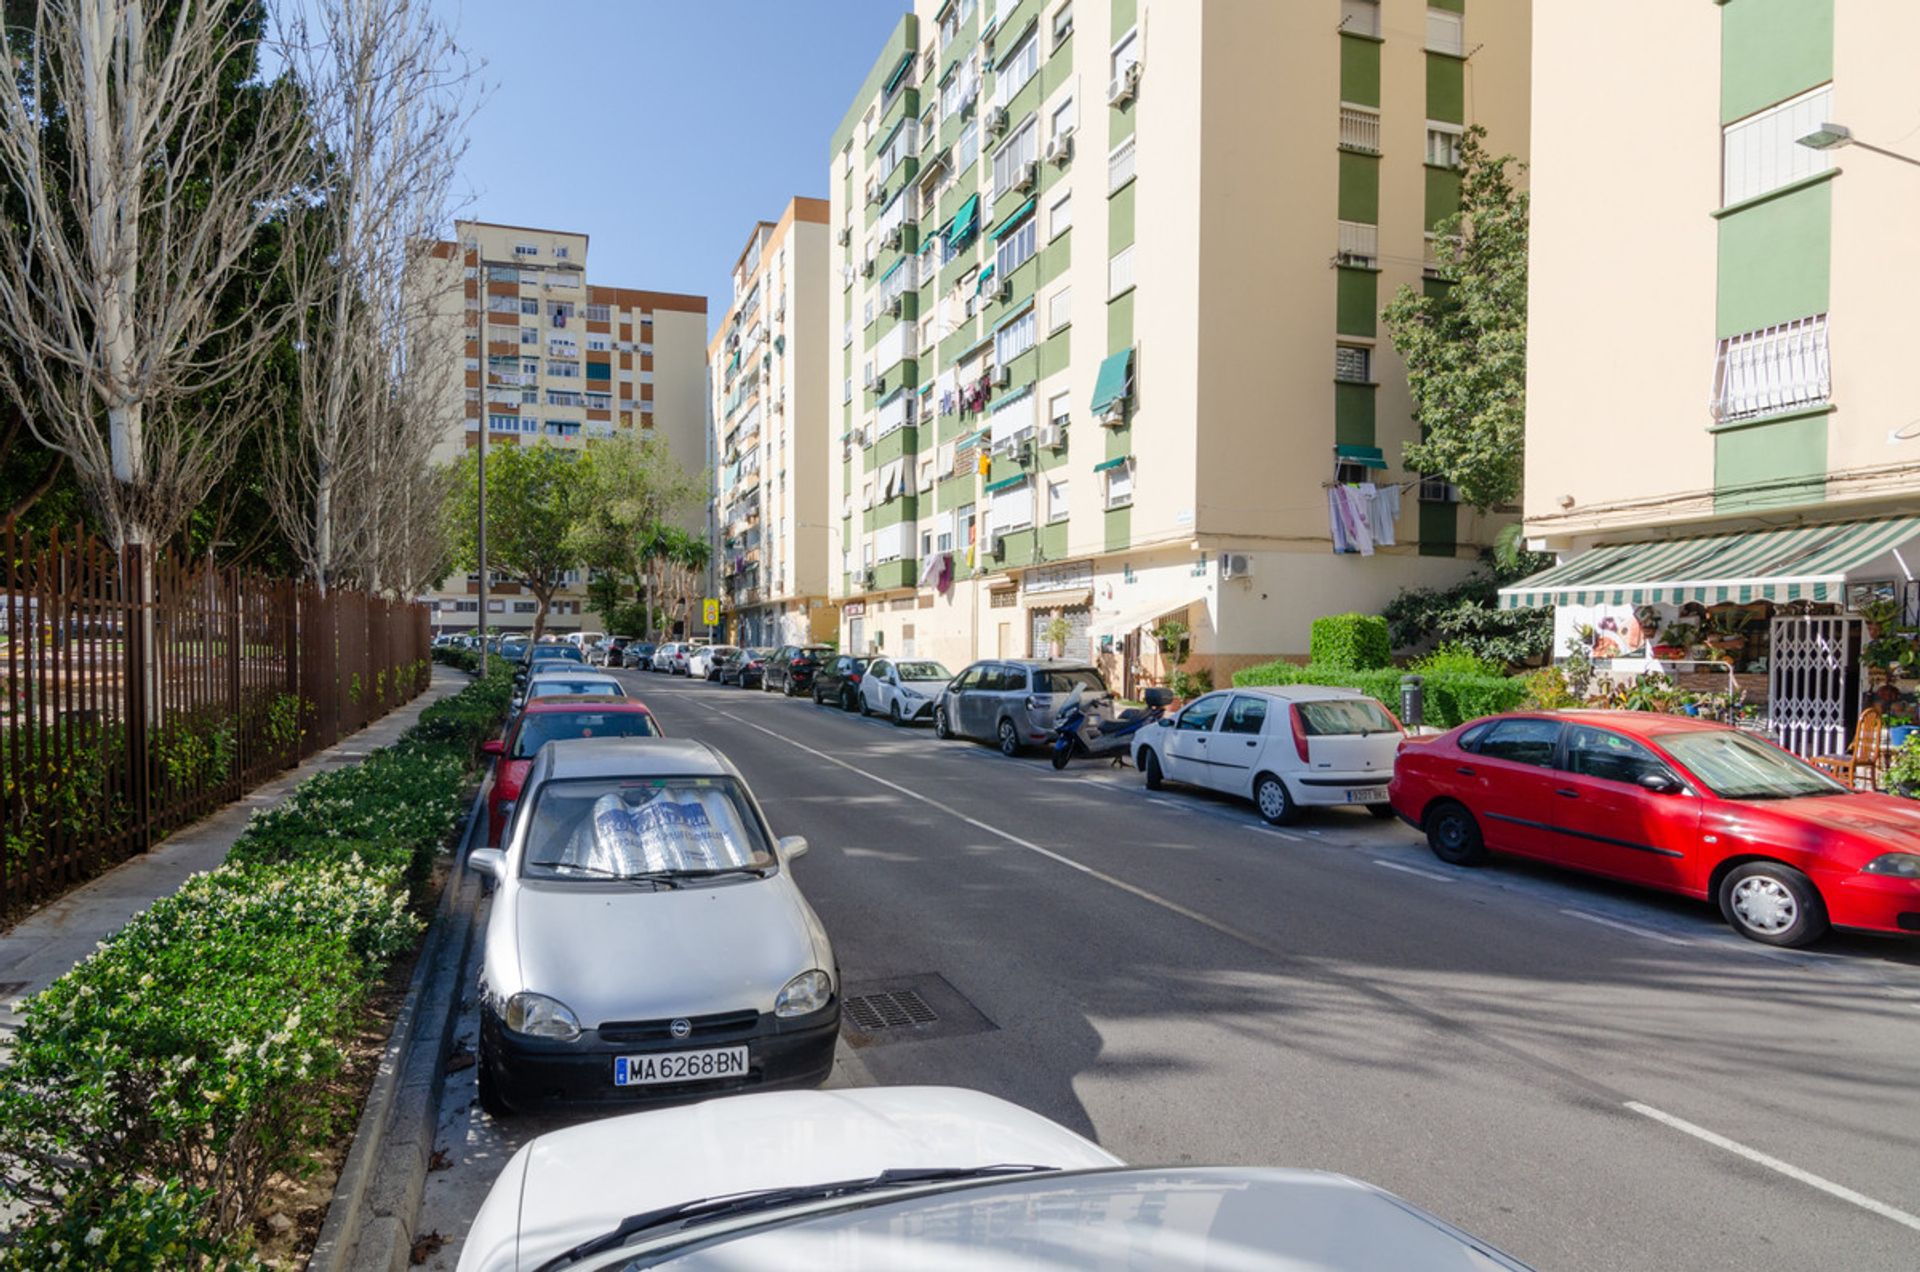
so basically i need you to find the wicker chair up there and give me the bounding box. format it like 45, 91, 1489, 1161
1810, 707, 1885, 789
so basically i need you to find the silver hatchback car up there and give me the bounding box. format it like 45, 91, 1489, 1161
466, 738, 839, 1115
934, 660, 1110, 756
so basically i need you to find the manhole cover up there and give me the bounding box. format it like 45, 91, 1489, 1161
838, 972, 997, 1048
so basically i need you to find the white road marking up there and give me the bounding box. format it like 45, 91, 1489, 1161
1559, 908, 1692, 947
1624, 1101, 1920, 1234
1373, 859, 1457, 883
1258, 826, 1308, 843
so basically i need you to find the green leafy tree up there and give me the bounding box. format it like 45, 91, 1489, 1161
567, 432, 704, 638
1382, 127, 1528, 511
442, 443, 588, 643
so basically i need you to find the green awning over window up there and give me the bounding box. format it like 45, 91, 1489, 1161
1335, 444, 1388, 469
883, 53, 913, 95
975, 263, 996, 294
879, 257, 905, 283
948, 195, 980, 246
1090, 348, 1134, 415
988, 197, 1036, 241
1497, 517, 1920, 611
956, 427, 988, 448
984, 473, 1030, 493
1092, 455, 1131, 473
989, 301, 1034, 334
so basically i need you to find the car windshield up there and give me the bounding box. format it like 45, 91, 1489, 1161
528, 679, 626, 699
1659, 729, 1848, 800
1297, 699, 1400, 735
510, 710, 658, 759
799, 645, 833, 657
897, 661, 951, 681
1037, 669, 1106, 694
521, 776, 773, 880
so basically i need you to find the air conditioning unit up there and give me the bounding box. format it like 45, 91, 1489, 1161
1220, 552, 1253, 581
883, 226, 903, 250
989, 534, 1007, 561
887, 297, 904, 318
1039, 422, 1065, 448
994, 365, 1013, 388
1099, 402, 1126, 428
986, 106, 1009, 135
863, 569, 878, 590
837, 225, 851, 247
1045, 134, 1074, 164
1015, 160, 1039, 192
862, 258, 876, 278
1108, 61, 1142, 105
996, 276, 1015, 302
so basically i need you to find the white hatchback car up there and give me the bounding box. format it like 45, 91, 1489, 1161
856, 657, 953, 724
1131, 685, 1403, 825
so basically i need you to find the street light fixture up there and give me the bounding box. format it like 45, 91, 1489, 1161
1796, 121, 1920, 167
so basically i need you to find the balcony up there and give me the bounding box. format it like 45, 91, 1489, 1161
1336, 220, 1379, 268
1339, 105, 1380, 154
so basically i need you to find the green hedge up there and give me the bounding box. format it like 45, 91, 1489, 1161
1309, 613, 1391, 670
1230, 660, 1527, 731
0, 663, 511, 1266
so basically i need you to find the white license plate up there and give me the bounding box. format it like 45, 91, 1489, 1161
613, 1046, 749, 1087
1346, 786, 1389, 803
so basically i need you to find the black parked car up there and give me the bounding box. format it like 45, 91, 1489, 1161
622, 641, 657, 669
812, 654, 871, 710
763, 644, 834, 697
718, 647, 768, 687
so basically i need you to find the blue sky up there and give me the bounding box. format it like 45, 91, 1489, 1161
438, 1, 907, 335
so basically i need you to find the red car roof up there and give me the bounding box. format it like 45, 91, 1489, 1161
517, 696, 652, 714
1486, 710, 1740, 738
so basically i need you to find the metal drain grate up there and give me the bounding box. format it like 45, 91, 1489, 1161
845, 988, 939, 1032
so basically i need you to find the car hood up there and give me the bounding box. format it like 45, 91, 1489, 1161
507, 875, 824, 1026
457, 1087, 1121, 1272
1740, 791, 1920, 855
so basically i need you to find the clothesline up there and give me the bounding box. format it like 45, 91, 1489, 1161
1327, 482, 1404, 556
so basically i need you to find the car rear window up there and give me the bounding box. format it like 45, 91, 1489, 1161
527, 679, 626, 700
522, 777, 772, 879
897, 661, 951, 681
1037, 669, 1106, 694
1476, 718, 1561, 767
511, 710, 659, 759
1296, 699, 1399, 736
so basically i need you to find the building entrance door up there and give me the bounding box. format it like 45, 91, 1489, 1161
1768, 616, 1862, 757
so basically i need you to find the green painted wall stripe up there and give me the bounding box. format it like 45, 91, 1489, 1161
1713, 411, 1828, 512
1337, 151, 1380, 225
1335, 267, 1377, 337
1720, 0, 1834, 123
1426, 53, 1465, 124
1419, 501, 1459, 557
1108, 179, 1137, 250
1334, 382, 1376, 447
1340, 33, 1381, 107
832, 15, 918, 158
1424, 164, 1463, 232
1715, 179, 1831, 336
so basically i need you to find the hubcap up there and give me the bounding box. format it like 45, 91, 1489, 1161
1731, 876, 1797, 933
1259, 782, 1284, 817
1001, 724, 1016, 751
1439, 817, 1465, 849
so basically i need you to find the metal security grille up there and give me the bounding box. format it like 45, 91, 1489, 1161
1768, 615, 1860, 757
845, 989, 939, 1032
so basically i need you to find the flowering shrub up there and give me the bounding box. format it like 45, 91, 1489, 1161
0, 664, 509, 1262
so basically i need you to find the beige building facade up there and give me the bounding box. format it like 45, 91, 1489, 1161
1510, 0, 1920, 755
424, 220, 708, 635
709, 199, 838, 648
827, 0, 1528, 687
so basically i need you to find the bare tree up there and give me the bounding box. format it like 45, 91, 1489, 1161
266, 0, 475, 594
0, 0, 311, 550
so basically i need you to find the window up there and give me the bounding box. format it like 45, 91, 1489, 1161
1108, 244, 1136, 298
554, 246, 570, 260
1335, 344, 1371, 383
994, 32, 1039, 109
995, 214, 1038, 279
1711, 314, 1829, 423
1425, 122, 1463, 168
844, 377, 853, 403
1563, 727, 1672, 787
1340, 103, 1381, 153
1722, 85, 1833, 206
992, 116, 1039, 198
1051, 93, 1077, 141
1425, 7, 1464, 55
1476, 719, 1561, 767
1111, 27, 1141, 83
519, 298, 538, 315
988, 478, 1034, 532
1053, 1, 1073, 44
487, 413, 517, 432
1336, 220, 1378, 267
1048, 285, 1072, 332
514, 243, 538, 257
1048, 390, 1070, 431
957, 118, 980, 172
995, 306, 1037, 365
1221, 696, 1268, 736
521, 359, 540, 376
586, 337, 610, 351
1108, 136, 1136, 193
1419, 475, 1461, 502
1177, 696, 1222, 732
1049, 190, 1072, 238
1340, 0, 1380, 37
519, 327, 538, 345
1104, 461, 1134, 508
585, 304, 610, 322
548, 360, 580, 378
1046, 476, 1069, 522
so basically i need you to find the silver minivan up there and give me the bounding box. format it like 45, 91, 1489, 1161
934, 660, 1110, 756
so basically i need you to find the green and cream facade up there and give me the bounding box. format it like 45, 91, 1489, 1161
1513, 0, 1920, 754
826, 0, 1530, 680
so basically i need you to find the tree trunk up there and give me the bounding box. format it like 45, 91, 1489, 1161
529, 587, 550, 645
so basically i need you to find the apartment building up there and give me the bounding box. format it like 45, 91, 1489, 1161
424, 220, 708, 635
708, 199, 837, 647
1507, 0, 1920, 755
826, 0, 1528, 685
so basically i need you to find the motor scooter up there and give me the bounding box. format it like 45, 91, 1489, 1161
1049, 685, 1174, 769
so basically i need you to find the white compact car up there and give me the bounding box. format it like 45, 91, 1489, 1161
650, 642, 681, 673
687, 644, 738, 681
517, 672, 627, 713
467, 738, 837, 1116
456, 1085, 1533, 1272
857, 658, 953, 724
1131, 685, 1403, 825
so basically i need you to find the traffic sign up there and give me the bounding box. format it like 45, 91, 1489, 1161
702, 597, 719, 627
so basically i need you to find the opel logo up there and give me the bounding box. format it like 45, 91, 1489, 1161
669, 1018, 692, 1040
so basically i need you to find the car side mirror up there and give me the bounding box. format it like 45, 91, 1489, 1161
1639, 771, 1684, 795
481, 739, 505, 756
468, 848, 506, 879
779, 834, 809, 861
1157, 717, 1173, 728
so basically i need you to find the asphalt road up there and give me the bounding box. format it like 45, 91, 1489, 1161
417, 667, 1920, 1272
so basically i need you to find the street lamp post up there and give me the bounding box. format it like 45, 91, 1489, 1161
473, 242, 490, 677
1796, 121, 1920, 168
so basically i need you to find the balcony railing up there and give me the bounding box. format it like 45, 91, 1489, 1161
1711, 314, 1830, 424
1339, 105, 1380, 153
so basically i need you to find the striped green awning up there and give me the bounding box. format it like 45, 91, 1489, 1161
984, 473, 1029, 493
1092, 455, 1131, 473
882, 53, 913, 95
1497, 517, 1920, 611
956, 427, 988, 448
948, 195, 980, 247
988, 198, 1035, 241
1090, 348, 1134, 415
1335, 444, 1388, 470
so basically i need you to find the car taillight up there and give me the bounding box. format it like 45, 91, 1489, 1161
1289, 704, 1310, 763
792, 658, 806, 667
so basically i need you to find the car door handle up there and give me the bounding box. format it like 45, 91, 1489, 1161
1246, 739, 1257, 747
1555, 788, 1579, 798
1196, 737, 1207, 745
1455, 766, 1476, 776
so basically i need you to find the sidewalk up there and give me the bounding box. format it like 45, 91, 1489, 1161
0, 665, 469, 1047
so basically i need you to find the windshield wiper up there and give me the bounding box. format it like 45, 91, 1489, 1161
533, 1164, 1054, 1269
535, 863, 678, 888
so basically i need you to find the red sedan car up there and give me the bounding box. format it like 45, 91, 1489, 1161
481, 697, 661, 845
1389, 711, 1920, 946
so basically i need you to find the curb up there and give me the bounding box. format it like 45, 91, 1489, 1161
311, 781, 487, 1272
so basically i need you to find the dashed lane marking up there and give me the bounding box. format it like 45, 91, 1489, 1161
1373, 859, 1458, 883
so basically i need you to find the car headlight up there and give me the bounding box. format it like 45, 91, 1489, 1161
504, 991, 581, 1040
775, 970, 832, 1018
1861, 852, 1920, 879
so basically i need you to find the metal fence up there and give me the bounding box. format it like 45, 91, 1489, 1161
0, 526, 431, 918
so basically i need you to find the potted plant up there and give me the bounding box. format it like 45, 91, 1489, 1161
1041, 614, 1072, 658
1886, 734, 1920, 800
1702, 609, 1750, 654
1653, 622, 1696, 660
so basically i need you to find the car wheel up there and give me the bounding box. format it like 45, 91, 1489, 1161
841, 687, 857, 712
1367, 802, 1397, 820
1141, 748, 1164, 790
1718, 861, 1828, 947
1425, 801, 1487, 865
859, 693, 872, 717
997, 719, 1020, 757
476, 1033, 512, 1119
1254, 773, 1300, 825
889, 701, 902, 726
812, 685, 824, 705
934, 705, 953, 739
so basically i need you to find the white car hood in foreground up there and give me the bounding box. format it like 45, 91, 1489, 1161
459, 1086, 1119, 1272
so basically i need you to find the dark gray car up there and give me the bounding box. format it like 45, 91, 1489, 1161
934, 660, 1109, 756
